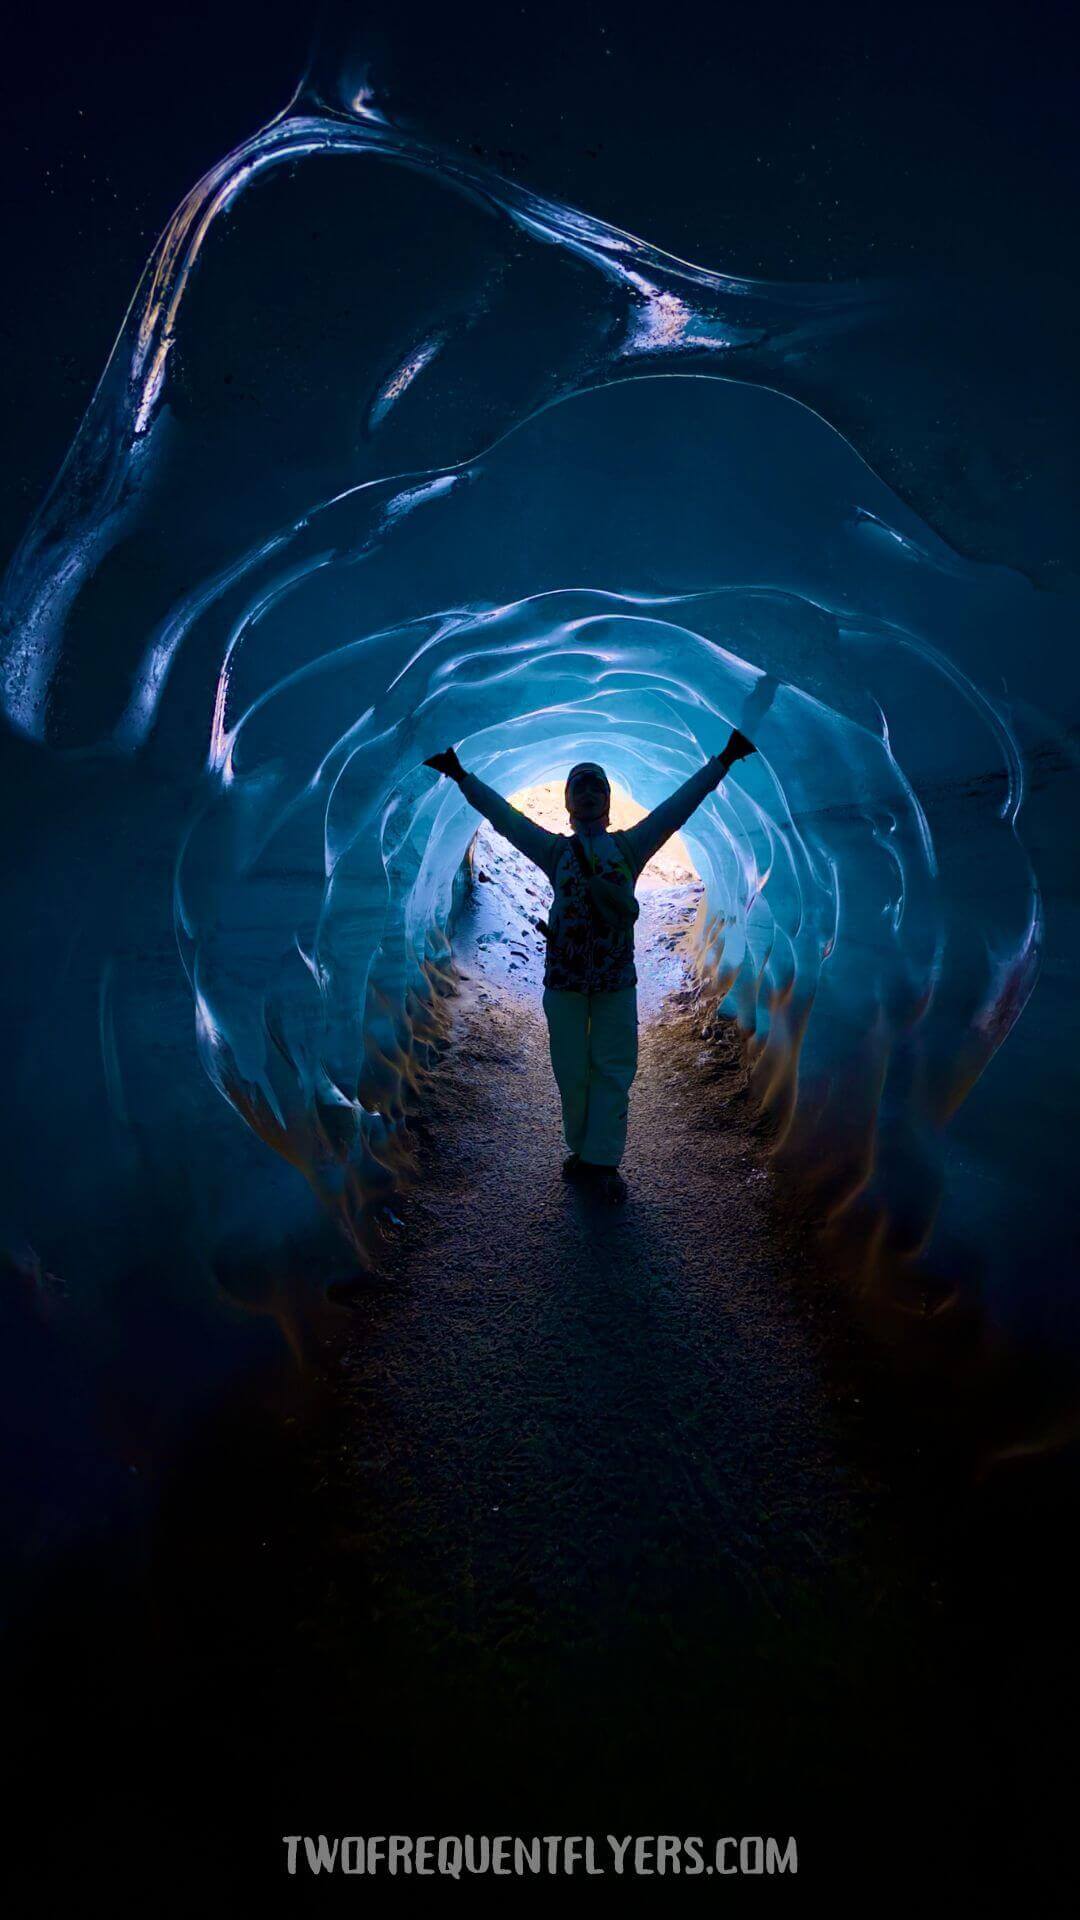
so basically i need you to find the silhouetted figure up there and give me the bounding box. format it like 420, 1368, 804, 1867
425, 730, 755, 1203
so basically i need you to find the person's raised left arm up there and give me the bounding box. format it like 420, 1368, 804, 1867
619, 729, 755, 875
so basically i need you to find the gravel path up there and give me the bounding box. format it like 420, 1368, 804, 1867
6, 879, 1070, 1908
280, 883, 987, 1889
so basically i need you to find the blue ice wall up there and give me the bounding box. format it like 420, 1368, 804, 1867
1, 51, 1077, 1418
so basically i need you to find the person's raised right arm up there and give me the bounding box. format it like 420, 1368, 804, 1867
425, 747, 561, 882
619, 729, 756, 874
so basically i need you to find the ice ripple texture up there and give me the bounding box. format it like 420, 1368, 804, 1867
1, 77, 1076, 1340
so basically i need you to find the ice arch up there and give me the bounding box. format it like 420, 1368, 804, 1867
166, 371, 1055, 1278
0, 79, 1075, 1345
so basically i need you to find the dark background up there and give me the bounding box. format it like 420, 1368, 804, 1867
2, 6, 1079, 1902
3, 0, 1078, 569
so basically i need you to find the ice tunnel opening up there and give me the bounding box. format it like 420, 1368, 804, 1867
185, 564, 1038, 1294
2, 64, 1079, 1634
137, 371, 1056, 1308
165, 424, 1059, 1333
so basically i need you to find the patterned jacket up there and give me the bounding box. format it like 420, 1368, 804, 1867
458, 756, 728, 993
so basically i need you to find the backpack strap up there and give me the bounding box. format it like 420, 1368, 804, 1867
568, 835, 603, 931
610, 829, 637, 887
569, 833, 597, 882
608, 833, 641, 922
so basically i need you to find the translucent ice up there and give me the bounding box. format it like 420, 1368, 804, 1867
1, 48, 1077, 1373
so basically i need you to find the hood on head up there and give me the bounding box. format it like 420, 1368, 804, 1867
564, 760, 610, 806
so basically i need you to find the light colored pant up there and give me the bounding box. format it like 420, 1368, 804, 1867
542, 985, 639, 1167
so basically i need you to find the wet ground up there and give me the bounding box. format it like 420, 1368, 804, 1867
5, 869, 1079, 1908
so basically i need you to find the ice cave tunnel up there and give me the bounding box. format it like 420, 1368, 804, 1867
1, 73, 1077, 1431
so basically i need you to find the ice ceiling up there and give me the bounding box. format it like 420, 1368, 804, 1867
1, 69, 1075, 1337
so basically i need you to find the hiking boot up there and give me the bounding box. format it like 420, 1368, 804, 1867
577, 1163, 627, 1204
595, 1169, 628, 1205
562, 1152, 586, 1181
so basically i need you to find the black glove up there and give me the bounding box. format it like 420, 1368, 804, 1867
719, 728, 756, 769
424, 747, 466, 783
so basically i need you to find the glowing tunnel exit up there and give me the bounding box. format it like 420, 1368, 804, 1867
507, 777, 701, 890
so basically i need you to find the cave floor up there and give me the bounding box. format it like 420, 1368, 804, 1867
6, 887, 1076, 1908
269, 903, 958, 1878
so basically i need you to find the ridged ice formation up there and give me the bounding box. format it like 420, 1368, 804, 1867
1, 72, 1074, 1317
